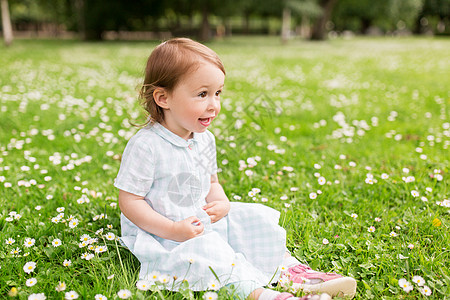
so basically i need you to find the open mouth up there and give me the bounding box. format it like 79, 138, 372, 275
198, 117, 213, 127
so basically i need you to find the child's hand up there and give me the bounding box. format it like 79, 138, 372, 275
202, 201, 230, 223
172, 216, 204, 242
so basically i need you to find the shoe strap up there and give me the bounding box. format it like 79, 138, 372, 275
291, 264, 338, 276
291, 272, 343, 284
274, 292, 296, 300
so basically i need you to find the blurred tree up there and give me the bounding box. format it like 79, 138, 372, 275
4, 0, 446, 39
415, 0, 450, 33
333, 0, 424, 33
1, 0, 13, 46
79, 0, 147, 40
214, 0, 242, 36
240, 0, 258, 34
310, 0, 339, 40
281, 6, 291, 43
387, 0, 424, 30
71, 0, 165, 40
286, 0, 321, 38
198, 0, 214, 41
165, 0, 229, 41
164, 0, 195, 34
333, 0, 390, 33
8, 0, 69, 35
255, 0, 283, 31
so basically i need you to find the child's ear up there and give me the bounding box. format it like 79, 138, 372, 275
153, 88, 169, 109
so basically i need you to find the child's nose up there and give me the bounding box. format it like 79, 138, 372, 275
207, 96, 220, 111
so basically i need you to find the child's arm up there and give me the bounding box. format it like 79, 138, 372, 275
203, 174, 231, 223
119, 189, 204, 242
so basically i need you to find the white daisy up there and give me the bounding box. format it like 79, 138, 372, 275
117, 289, 132, 299
318, 177, 326, 185
5, 237, 15, 245
24, 238, 35, 247
412, 275, 425, 287
26, 278, 37, 287
398, 278, 413, 293
69, 218, 79, 228
207, 279, 220, 291
105, 232, 115, 240
63, 259, 71, 267
420, 285, 432, 296
64, 291, 79, 299
52, 239, 62, 247
148, 271, 160, 282
23, 261, 36, 274
28, 293, 46, 300
203, 292, 218, 300
136, 279, 151, 291
55, 282, 66, 292
95, 245, 107, 253
158, 274, 171, 284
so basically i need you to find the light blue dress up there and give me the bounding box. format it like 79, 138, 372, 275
114, 122, 286, 296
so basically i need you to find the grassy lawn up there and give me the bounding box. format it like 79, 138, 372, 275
0, 36, 449, 299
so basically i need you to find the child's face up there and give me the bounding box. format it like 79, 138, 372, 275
162, 61, 224, 140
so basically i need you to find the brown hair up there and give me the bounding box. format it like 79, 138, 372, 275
139, 38, 226, 124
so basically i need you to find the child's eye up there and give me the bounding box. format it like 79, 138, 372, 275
198, 91, 207, 98
215, 90, 222, 97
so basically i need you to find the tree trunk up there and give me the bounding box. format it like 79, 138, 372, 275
413, 12, 424, 34
310, 0, 338, 40
281, 7, 291, 44
243, 11, 250, 34
199, 6, 210, 41
437, 16, 446, 33
300, 16, 311, 38
224, 16, 232, 36
74, 0, 85, 40
361, 18, 372, 34
1, 0, 13, 46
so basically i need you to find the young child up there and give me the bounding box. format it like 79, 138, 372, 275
115, 38, 356, 300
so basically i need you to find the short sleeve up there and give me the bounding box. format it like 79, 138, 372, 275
114, 135, 155, 196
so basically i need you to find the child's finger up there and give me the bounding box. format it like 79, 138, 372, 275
210, 215, 218, 223
194, 222, 204, 234
202, 202, 215, 210
186, 216, 200, 223
191, 220, 202, 226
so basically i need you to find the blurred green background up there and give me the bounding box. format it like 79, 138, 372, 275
1, 0, 449, 45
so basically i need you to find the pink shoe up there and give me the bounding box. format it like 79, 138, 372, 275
287, 264, 357, 298
274, 292, 331, 300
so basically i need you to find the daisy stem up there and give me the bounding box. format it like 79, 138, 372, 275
181, 261, 192, 283
114, 239, 129, 286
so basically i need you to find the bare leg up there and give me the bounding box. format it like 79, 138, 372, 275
246, 253, 296, 300
247, 288, 265, 300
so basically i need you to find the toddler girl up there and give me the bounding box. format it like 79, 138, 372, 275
115, 38, 356, 300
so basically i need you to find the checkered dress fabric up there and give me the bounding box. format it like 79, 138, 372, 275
115, 123, 286, 293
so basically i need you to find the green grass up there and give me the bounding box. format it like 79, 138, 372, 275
0, 36, 449, 299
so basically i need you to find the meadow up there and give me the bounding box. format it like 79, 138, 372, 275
0, 36, 449, 299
